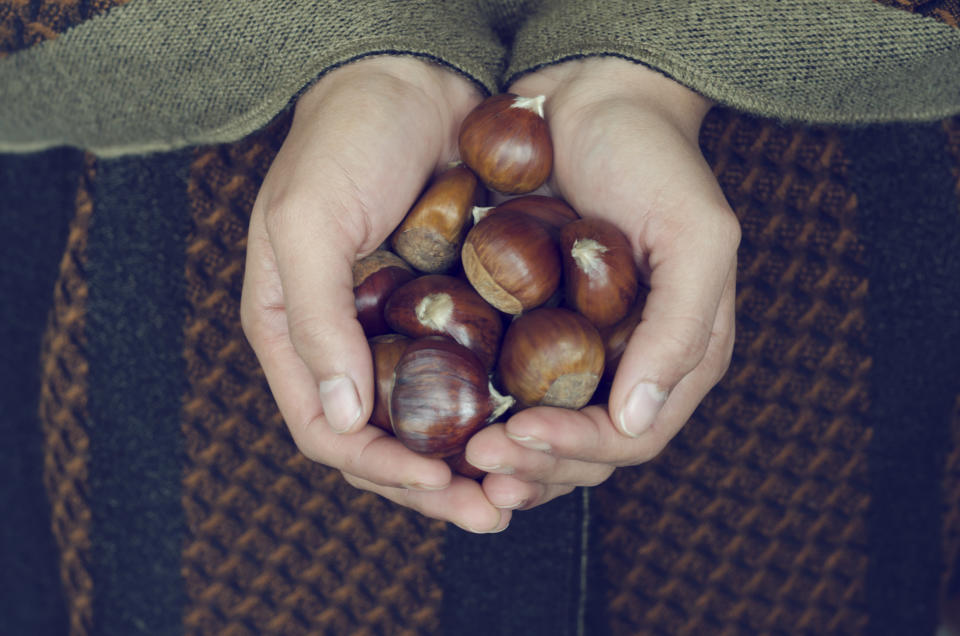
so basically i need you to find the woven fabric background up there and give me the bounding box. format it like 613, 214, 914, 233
8, 0, 960, 634
0, 0, 129, 57
874, 0, 960, 25
180, 116, 446, 635
36, 155, 95, 636
592, 112, 872, 634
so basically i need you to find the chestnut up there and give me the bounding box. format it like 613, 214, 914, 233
599, 287, 649, 385
498, 308, 605, 409
391, 163, 483, 273
353, 250, 415, 337
560, 218, 639, 329
461, 209, 561, 315
490, 195, 579, 236
384, 274, 503, 371
391, 336, 514, 458
368, 333, 411, 432
458, 93, 553, 195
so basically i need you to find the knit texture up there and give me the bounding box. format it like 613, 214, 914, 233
506, 0, 960, 124
180, 117, 446, 635
0, 0, 130, 57
2, 1, 960, 155
590, 113, 873, 634
0, 0, 507, 156
37, 154, 95, 636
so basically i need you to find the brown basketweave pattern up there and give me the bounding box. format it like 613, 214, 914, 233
36, 153, 96, 636
874, 0, 960, 26
0, 0, 130, 57
181, 113, 445, 636
593, 108, 872, 635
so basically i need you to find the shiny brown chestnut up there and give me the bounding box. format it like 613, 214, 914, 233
461, 210, 561, 315
368, 334, 411, 432
560, 218, 639, 329
458, 93, 553, 195
384, 274, 503, 371
353, 250, 415, 337
488, 195, 579, 236
391, 336, 514, 458
498, 308, 605, 409
391, 163, 483, 273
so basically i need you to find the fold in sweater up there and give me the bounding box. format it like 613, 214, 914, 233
0, 0, 958, 156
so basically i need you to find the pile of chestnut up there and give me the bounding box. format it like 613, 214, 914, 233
353, 93, 646, 478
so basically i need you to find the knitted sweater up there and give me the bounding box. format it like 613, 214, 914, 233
2, 2, 960, 635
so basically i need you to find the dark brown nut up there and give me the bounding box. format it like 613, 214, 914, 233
599, 287, 648, 385
498, 308, 605, 409
391, 336, 514, 458
560, 218, 639, 329
486, 195, 579, 237
461, 210, 561, 315
391, 163, 483, 273
458, 93, 553, 195
384, 274, 503, 371
368, 333, 411, 432
353, 250, 415, 337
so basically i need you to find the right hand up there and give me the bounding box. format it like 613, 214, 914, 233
240, 56, 510, 533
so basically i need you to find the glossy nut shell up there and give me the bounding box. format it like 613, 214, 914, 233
383, 274, 503, 370
458, 93, 553, 195
461, 210, 561, 315
391, 163, 483, 273
390, 337, 514, 458
498, 308, 605, 409
560, 218, 639, 329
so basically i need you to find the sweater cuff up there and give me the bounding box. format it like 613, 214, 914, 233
0, 1, 507, 156
506, 0, 960, 124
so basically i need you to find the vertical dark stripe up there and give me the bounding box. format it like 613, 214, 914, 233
0, 149, 78, 636
843, 123, 960, 633
441, 486, 587, 635
86, 151, 191, 636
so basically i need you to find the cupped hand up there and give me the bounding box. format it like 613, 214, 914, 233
465, 57, 741, 510
240, 56, 509, 533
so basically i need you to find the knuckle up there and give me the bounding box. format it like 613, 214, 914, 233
286, 313, 337, 358
662, 316, 712, 372
716, 209, 742, 251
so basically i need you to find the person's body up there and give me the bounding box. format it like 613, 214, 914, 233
2, 1, 959, 633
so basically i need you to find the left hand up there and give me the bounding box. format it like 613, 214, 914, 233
463, 57, 740, 510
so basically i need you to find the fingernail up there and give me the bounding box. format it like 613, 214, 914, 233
618, 382, 668, 437
469, 461, 515, 475
495, 498, 527, 510
404, 481, 448, 492
318, 375, 362, 434
458, 512, 510, 534
505, 433, 551, 452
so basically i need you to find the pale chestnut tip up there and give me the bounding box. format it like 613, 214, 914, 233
472, 205, 494, 224
571, 238, 610, 280
488, 381, 516, 421
512, 94, 547, 118
415, 292, 455, 331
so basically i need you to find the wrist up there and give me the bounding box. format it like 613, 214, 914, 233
511, 56, 712, 141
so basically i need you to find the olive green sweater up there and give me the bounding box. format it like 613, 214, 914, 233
0, 0, 958, 156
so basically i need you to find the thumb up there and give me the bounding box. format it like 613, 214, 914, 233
264, 195, 378, 435
609, 210, 740, 439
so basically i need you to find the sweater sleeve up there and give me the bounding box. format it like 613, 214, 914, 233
0, 0, 507, 156
504, 0, 960, 124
